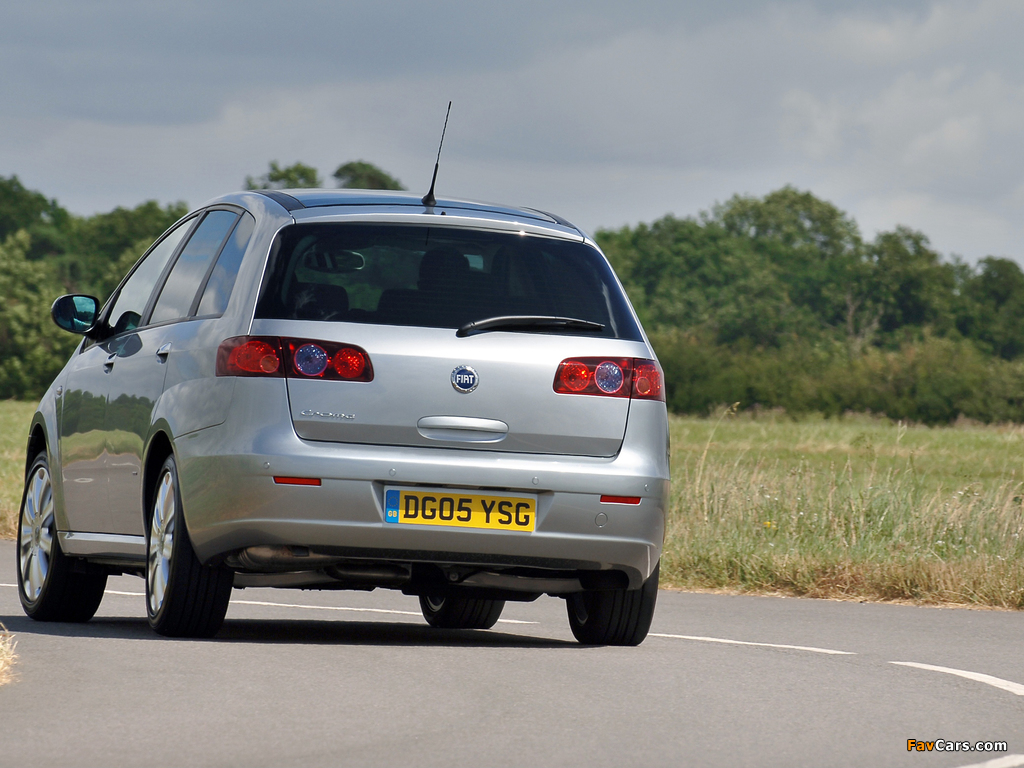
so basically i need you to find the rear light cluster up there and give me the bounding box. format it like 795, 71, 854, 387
217, 336, 373, 381
553, 357, 664, 401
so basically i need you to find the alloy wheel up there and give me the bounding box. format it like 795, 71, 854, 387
19, 465, 55, 602
148, 470, 176, 616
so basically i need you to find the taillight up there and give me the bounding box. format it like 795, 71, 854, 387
630, 360, 663, 400
554, 358, 631, 397
217, 336, 373, 382
553, 357, 664, 401
217, 337, 283, 377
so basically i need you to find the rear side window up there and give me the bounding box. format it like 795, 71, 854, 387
255, 224, 642, 340
150, 210, 239, 324
196, 211, 255, 317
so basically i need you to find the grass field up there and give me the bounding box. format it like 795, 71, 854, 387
1, 400, 1022, 607
664, 409, 1024, 607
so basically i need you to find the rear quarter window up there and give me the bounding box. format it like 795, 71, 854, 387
255, 223, 642, 340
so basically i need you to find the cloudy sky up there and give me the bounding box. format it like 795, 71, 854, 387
2, 1, 1023, 262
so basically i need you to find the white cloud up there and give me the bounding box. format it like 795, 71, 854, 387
2, 1, 1024, 262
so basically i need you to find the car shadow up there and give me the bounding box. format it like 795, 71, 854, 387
0, 613, 579, 649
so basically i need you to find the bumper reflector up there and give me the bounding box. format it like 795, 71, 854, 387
273, 476, 322, 486
600, 495, 641, 505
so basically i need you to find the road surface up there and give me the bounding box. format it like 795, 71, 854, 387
1, 539, 1022, 767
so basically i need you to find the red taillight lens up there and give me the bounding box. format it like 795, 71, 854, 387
217, 337, 283, 376
332, 347, 367, 379
631, 360, 664, 400
217, 336, 372, 381
553, 357, 665, 401
559, 361, 591, 392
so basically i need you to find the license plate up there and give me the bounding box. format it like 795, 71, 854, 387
384, 487, 536, 532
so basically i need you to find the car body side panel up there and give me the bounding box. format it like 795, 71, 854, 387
152, 317, 238, 437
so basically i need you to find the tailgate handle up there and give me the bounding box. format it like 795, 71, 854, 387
416, 416, 509, 442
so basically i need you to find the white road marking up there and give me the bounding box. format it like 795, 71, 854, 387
955, 755, 1024, 768
891, 662, 1024, 696
650, 633, 855, 655
100, 589, 538, 624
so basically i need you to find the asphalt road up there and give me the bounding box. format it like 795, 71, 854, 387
2, 538, 1023, 768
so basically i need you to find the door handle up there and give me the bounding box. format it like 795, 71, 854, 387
103, 353, 116, 373
156, 342, 171, 362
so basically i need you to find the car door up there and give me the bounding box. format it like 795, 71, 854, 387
58, 217, 193, 533
104, 209, 241, 534
58, 339, 114, 533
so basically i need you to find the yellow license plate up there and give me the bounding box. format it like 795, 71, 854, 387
384, 487, 536, 532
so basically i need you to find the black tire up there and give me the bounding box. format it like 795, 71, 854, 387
419, 594, 505, 629
566, 561, 660, 646
146, 455, 233, 638
17, 451, 107, 622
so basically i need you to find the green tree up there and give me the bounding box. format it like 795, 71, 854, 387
597, 214, 811, 346
333, 161, 404, 190
0, 231, 78, 399
712, 186, 870, 338
57, 200, 188, 298
868, 227, 955, 338
0, 175, 71, 259
956, 256, 1024, 359
245, 161, 322, 190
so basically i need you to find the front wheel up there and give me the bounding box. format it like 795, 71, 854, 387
146, 455, 233, 638
17, 451, 106, 622
419, 594, 505, 629
566, 561, 660, 646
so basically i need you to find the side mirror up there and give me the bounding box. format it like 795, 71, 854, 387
51, 295, 100, 335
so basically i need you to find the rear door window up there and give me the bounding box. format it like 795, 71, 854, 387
255, 224, 642, 340
150, 210, 239, 325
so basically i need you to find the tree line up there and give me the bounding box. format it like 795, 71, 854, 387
596, 187, 1024, 423
1, 166, 1021, 423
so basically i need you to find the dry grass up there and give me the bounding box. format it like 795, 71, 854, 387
663, 410, 1024, 607
0, 400, 35, 538
0, 624, 16, 686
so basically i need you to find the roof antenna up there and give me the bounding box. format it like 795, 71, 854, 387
421, 101, 452, 208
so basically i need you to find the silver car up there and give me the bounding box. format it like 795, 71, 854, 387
17, 189, 669, 644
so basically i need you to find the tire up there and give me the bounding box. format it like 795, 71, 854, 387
566, 561, 660, 646
17, 451, 107, 622
146, 455, 233, 638
419, 594, 505, 630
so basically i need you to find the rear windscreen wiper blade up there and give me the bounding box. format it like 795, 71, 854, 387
456, 315, 605, 338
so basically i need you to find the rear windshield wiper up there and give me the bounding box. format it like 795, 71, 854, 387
456, 315, 605, 338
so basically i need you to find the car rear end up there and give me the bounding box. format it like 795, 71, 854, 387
177, 203, 669, 600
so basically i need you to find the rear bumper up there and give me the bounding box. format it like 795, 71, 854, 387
175, 380, 669, 587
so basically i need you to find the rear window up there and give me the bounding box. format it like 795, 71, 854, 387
255, 224, 642, 340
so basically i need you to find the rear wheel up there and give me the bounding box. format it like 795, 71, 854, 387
146, 455, 233, 638
566, 561, 659, 646
419, 594, 505, 629
17, 451, 106, 622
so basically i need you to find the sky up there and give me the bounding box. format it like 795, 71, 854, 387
2, 1, 1023, 262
